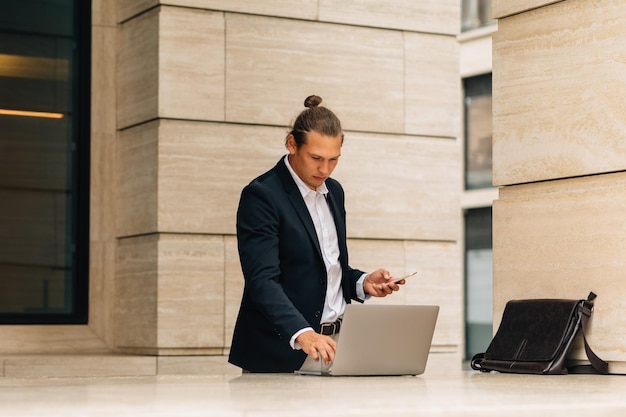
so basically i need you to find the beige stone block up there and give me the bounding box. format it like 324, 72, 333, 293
157, 234, 225, 348
460, 32, 493, 78
118, 6, 226, 128
88, 240, 116, 348
347, 238, 406, 305
405, 33, 460, 138
156, 120, 285, 235
493, 0, 626, 186
115, 235, 158, 350
118, 0, 318, 23
91, 131, 116, 243
159, 6, 225, 122
493, 172, 626, 362
346, 239, 405, 282
91, 26, 116, 136
158, 355, 241, 375
348, 239, 462, 349
0, 326, 108, 354
333, 132, 460, 241
224, 235, 243, 349
91, 14, 118, 355
117, 0, 157, 23
404, 241, 462, 348
118, 7, 159, 129
319, 0, 459, 35
91, 85, 117, 351
3, 355, 156, 378
492, 0, 562, 19
93, 0, 118, 27
118, 120, 287, 237
198, 0, 318, 19
225, 13, 405, 134
122, 121, 459, 240
115, 233, 226, 352
117, 122, 158, 237
91, 13, 116, 245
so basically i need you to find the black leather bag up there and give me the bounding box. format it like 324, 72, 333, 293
471, 292, 608, 375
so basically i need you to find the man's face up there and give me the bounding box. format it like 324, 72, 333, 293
287, 130, 342, 191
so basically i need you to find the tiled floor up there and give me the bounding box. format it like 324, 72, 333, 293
1, 356, 625, 416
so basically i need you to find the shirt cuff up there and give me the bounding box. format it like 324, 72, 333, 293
357, 272, 371, 301
290, 327, 314, 350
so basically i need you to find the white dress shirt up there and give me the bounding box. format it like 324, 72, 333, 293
283, 156, 367, 349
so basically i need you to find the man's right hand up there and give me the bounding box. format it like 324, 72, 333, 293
296, 330, 337, 365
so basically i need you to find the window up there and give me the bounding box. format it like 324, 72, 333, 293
461, 0, 495, 32
0, 1, 90, 323
463, 74, 494, 359
463, 73, 492, 190
464, 207, 493, 360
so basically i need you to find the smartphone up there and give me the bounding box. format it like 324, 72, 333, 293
390, 271, 417, 284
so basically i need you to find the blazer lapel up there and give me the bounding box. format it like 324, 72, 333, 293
325, 186, 353, 301
325, 191, 346, 252
275, 159, 323, 258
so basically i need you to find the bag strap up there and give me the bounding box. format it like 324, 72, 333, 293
470, 352, 485, 371
569, 292, 609, 374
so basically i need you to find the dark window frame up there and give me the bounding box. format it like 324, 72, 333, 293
0, 0, 91, 324
463, 73, 493, 191
463, 207, 493, 360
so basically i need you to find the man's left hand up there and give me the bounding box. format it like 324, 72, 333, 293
363, 268, 405, 297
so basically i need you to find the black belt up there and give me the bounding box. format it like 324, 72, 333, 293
319, 318, 342, 335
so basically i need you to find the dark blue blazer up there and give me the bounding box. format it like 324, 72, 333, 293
228, 157, 365, 373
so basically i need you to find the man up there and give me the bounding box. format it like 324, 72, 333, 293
229, 95, 404, 373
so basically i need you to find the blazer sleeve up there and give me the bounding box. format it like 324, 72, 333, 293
236, 182, 312, 339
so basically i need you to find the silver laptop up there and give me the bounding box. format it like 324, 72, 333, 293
296, 304, 439, 376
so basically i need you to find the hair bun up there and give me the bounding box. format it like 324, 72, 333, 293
304, 95, 322, 108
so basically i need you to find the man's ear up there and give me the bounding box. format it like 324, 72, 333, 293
286, 134, 297, 154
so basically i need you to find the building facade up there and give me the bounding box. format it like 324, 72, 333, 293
6, 0, 617, 374
1, 0, 469, 372
491, 0, 626, 372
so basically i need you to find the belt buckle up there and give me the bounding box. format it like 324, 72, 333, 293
320, 319, 341, 335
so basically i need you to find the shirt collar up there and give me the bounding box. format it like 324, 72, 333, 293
283, 154, 328, 199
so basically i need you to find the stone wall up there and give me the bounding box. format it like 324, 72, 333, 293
0, 0, 464, 362
492, 0, 626, 372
